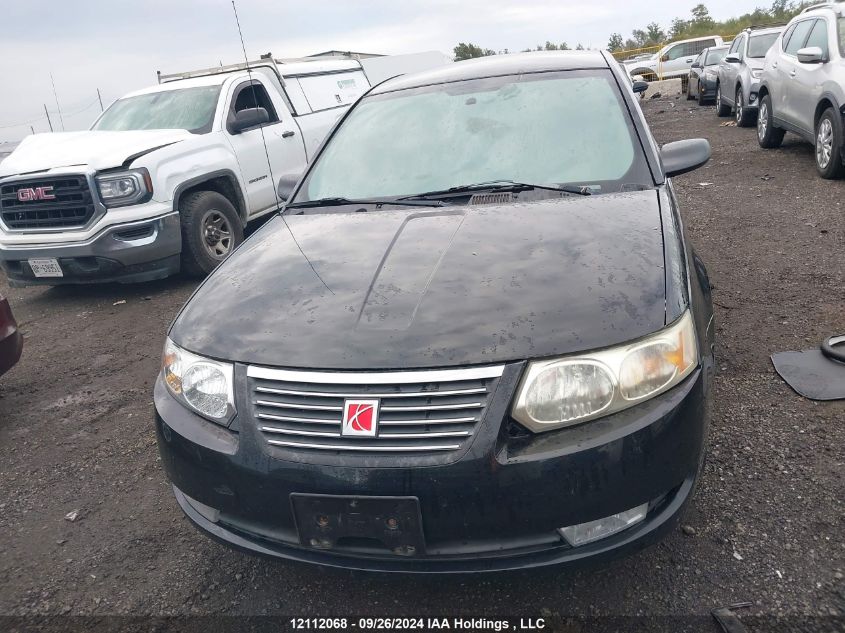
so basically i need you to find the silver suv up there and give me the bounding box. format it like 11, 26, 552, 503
757, 2, 845, 178
715, 26, 784, 126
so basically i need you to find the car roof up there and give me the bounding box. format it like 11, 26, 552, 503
370, 51, 610, 94
801, 2, 845, 17
745, 26, 784, 36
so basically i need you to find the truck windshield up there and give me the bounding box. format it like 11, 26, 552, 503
298, 70, 649, 203
748, 32, 780, 58
93, 85, 222, 134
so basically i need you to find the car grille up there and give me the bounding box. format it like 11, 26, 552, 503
246, 365, 505, 454
0, 175, 96, 230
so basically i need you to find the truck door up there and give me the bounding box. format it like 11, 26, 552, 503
225, 78, 307, 216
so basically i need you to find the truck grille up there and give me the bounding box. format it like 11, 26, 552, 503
246, 365, 504, 455
0, 175, 96, 230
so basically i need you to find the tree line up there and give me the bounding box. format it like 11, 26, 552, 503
454, 1, 816, 61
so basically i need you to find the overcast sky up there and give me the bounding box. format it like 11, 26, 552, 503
1, 0, 765, 141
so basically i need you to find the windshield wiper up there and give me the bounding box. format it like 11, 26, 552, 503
398, 180, 594, 201
285, 197, 444, 210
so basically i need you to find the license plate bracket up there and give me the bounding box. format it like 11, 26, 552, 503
28, 258, 63, 278
291, 494, 425, 556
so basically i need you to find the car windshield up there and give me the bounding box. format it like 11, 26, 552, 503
92, 85, 222, 134
748, 32, 780, 58
297, 70, 649, 204
705, 49, 727, 65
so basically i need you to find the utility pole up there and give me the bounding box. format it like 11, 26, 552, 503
97, 88, 104, 111
43, 104, 54, 132
49, 72, 65, 131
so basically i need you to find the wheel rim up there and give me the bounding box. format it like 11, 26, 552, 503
758, 102, 768, 141
817, 118, 833, 169
201, 210, 232, 259
736, 90, 743, 123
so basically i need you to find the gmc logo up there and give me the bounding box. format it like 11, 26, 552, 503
17, 186, 55, 202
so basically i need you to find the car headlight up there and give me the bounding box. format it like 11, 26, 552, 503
96, 168, 152, 207
162, 338, 235, 424
704, 71, 717, 80
511, 311, 698, 433
751, 68, 763, 79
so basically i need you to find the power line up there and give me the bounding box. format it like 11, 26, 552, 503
0, 98, 101, 131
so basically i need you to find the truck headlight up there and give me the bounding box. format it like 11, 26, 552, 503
511, 312, 697, 433
162, 338, 235, 424
96, 168, 152, 207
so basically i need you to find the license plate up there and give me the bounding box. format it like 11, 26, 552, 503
28, 258, 63, 278
291, 494, 426, 555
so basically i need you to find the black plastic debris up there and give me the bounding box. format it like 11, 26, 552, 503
772, 336, 845, 401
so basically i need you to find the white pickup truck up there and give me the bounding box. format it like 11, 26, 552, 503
0, 54, 445, 286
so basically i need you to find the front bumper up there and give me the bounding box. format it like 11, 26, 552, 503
155, 366, 709, 573
0, 297, 22, 377
0, 212, 181, 286
699, 77, 718, 98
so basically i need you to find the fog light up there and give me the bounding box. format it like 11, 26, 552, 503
749, 93, 757, 103
558, 503, 648, 547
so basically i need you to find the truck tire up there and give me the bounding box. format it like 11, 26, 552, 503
178, 191, 244, 277
757, 94, 785, 149
814, 107, 845, 180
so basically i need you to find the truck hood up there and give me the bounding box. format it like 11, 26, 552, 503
171, 190, 669, 370
0, 129, 192, 176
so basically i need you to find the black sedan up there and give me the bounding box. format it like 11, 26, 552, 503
155, 51, 716, 572
687, 45, 730, 105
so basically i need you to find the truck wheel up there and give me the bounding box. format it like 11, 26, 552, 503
757, 95, 785, 149
815, 107, 845, 179
179, 191, 244, 277
715, 84, 730, 117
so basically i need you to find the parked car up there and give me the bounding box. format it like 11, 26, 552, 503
715, 26, 784, 126
155, 51, 716, 572
757, 2, 845, 178
687, 45, 730, 104
0, 294, 22, 377
0, 54, 448, 287
624, 35, 725, 82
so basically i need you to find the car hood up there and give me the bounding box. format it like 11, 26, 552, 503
171, 190, 669, 369
0, 129, 192, 176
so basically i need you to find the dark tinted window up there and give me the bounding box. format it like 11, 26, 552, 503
785, 19, 815, 55
233, 82, 278, 122
729, 35, 744, 54
804, 19, 829, 55
748, 32, 781, 58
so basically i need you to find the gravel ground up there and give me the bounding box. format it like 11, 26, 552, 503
0, 99, 843, 632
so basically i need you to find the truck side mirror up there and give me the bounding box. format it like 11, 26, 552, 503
660, 139, 711, 178
230, 107, 270, 134
277, 174, 299, 203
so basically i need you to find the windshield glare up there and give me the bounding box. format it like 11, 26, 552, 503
748, 32, 780, 58
298, 71, 647, 203
93, 85, 221, 133
706, 49, 727, 65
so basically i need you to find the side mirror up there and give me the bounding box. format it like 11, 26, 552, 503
691, 63, 702, 69
632, 80, 649, 94
724, 54, 741, 63
277, 174, 299, 203
230, 107, 270, 134
660, 54, 670, 62
797, 46, 824, 64
660, 139, 711, 178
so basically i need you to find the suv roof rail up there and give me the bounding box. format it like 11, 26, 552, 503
801, 1, 835, 14
743, 23, 786, 31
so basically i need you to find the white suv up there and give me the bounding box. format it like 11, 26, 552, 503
757, 2, 845, 178
624, 36, 724, 82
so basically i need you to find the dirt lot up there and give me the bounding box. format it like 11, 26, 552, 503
0, 100, 843, 631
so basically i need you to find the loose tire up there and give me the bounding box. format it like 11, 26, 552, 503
715, 84, 730, 117
178, 191, 244, 277
815, 107, 845, 179
735, 86, 755, 127
757, 94, 785, 149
